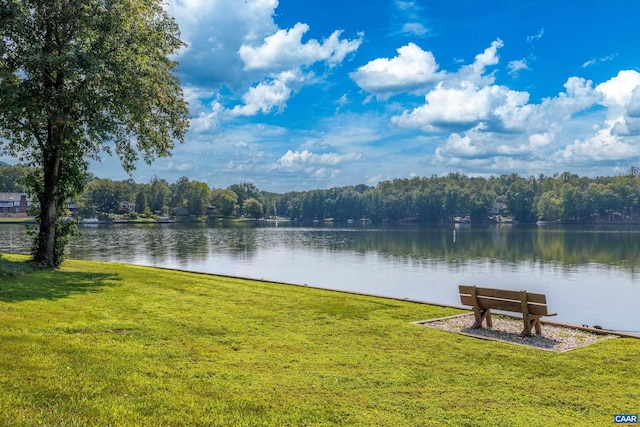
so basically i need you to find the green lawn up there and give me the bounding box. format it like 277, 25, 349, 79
0, 253, 638, 426
0, 216, 35, 224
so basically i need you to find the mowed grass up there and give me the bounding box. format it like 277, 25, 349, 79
0, 254, 638, 426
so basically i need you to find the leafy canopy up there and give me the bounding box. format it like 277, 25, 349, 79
0, 0, 189, 170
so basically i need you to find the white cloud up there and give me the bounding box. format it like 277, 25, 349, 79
582, 53, 618, 68
239, 23, 362, 72
596, 70, 640, 107
474, 39, 502, 68
526, 28, 545, 42
393, 1, 430, 37
400, 22, 429, 36
160, 161, 195, 172
508, 59, 529, 76
597, 71, 640, 137
559, 121, 640, 163
228, 71, 298, 116
350, 43, 442, 97
529, 132, 555, 148
441, 39, 503, 89
276, 150, 362, 168
391, 82, 529, 131
628, 87, 640, 118
234, 141, 250, 149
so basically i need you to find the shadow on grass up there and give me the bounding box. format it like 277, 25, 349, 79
0, 256, 121, 302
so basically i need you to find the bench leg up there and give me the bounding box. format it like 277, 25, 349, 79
520, 316, 542, 337
471, 308, 492, 329
533, 316, 542, 335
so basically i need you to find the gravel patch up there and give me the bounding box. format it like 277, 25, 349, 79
418, 313, 617, 352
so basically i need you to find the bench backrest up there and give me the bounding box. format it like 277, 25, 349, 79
459, 285, 552, 316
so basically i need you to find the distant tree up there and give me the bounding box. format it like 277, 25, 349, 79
147, 176, 171, 214
243, 197, 264, 219
0, 0, 188, 267
560, 184, 587, 221
135, 190, 147, 215
185, 181, 211, 216
0, 164, 30, 192
537, 191, 561, 221
211, 189, 238, 218
506, 178, 536, 222
229, 183, 260, 213
169, 176, 191, 210
85, 179, 120, 213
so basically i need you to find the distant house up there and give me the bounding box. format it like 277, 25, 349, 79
0, 193, 31, 214
489, 202, 507, 215
119, 201, 135, 214
206, 205, 218, 216
170, 206, 188, 216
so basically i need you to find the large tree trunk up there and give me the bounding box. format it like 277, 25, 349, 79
34, 145, 62, 268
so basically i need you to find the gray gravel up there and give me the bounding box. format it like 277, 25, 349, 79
419, 313, 617, 352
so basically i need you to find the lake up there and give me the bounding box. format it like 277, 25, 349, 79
1, 221, 639, 333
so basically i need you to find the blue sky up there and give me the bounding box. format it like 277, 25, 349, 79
6, 0, 640, 192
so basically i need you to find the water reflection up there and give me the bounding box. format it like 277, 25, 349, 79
3, 222, 640, 271
1, 222, 639, 331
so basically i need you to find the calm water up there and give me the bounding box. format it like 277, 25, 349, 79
2, 222, 639, 332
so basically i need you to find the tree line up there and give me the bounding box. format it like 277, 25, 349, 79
3, 163, 640, 224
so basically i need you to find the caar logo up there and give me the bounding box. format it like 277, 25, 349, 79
614, 414, 638, 425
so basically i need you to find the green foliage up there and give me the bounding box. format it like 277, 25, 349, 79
211, 188, 239, 218
147, 176, 171, 213
140, 207, 154, 218
243, 197, 264, 219
0, 255, 638, 425
135, 189, 147, 214
230, 182, 261, 214
0, 163, 30, 192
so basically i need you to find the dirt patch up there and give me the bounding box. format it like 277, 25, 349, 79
416, 313, 618, 352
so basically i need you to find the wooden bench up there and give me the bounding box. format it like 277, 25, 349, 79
459, 285, 557, 337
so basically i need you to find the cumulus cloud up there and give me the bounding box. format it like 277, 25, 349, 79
350, 43, 442, 97
596, 70, 640, 107
452, 39, 504, 87
228, 71, 299, 116
596, 70, 640, 137
560, 122, 640, 163
239, 23, 362, 72
353, 39, 507, 100
391, 82, 529, 132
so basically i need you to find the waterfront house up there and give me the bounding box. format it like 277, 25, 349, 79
119, 201, 136, 214
0, 193, 30, 214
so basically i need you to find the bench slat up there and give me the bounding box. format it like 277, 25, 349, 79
460, 294, 552, 316
459, 285, 547, 304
